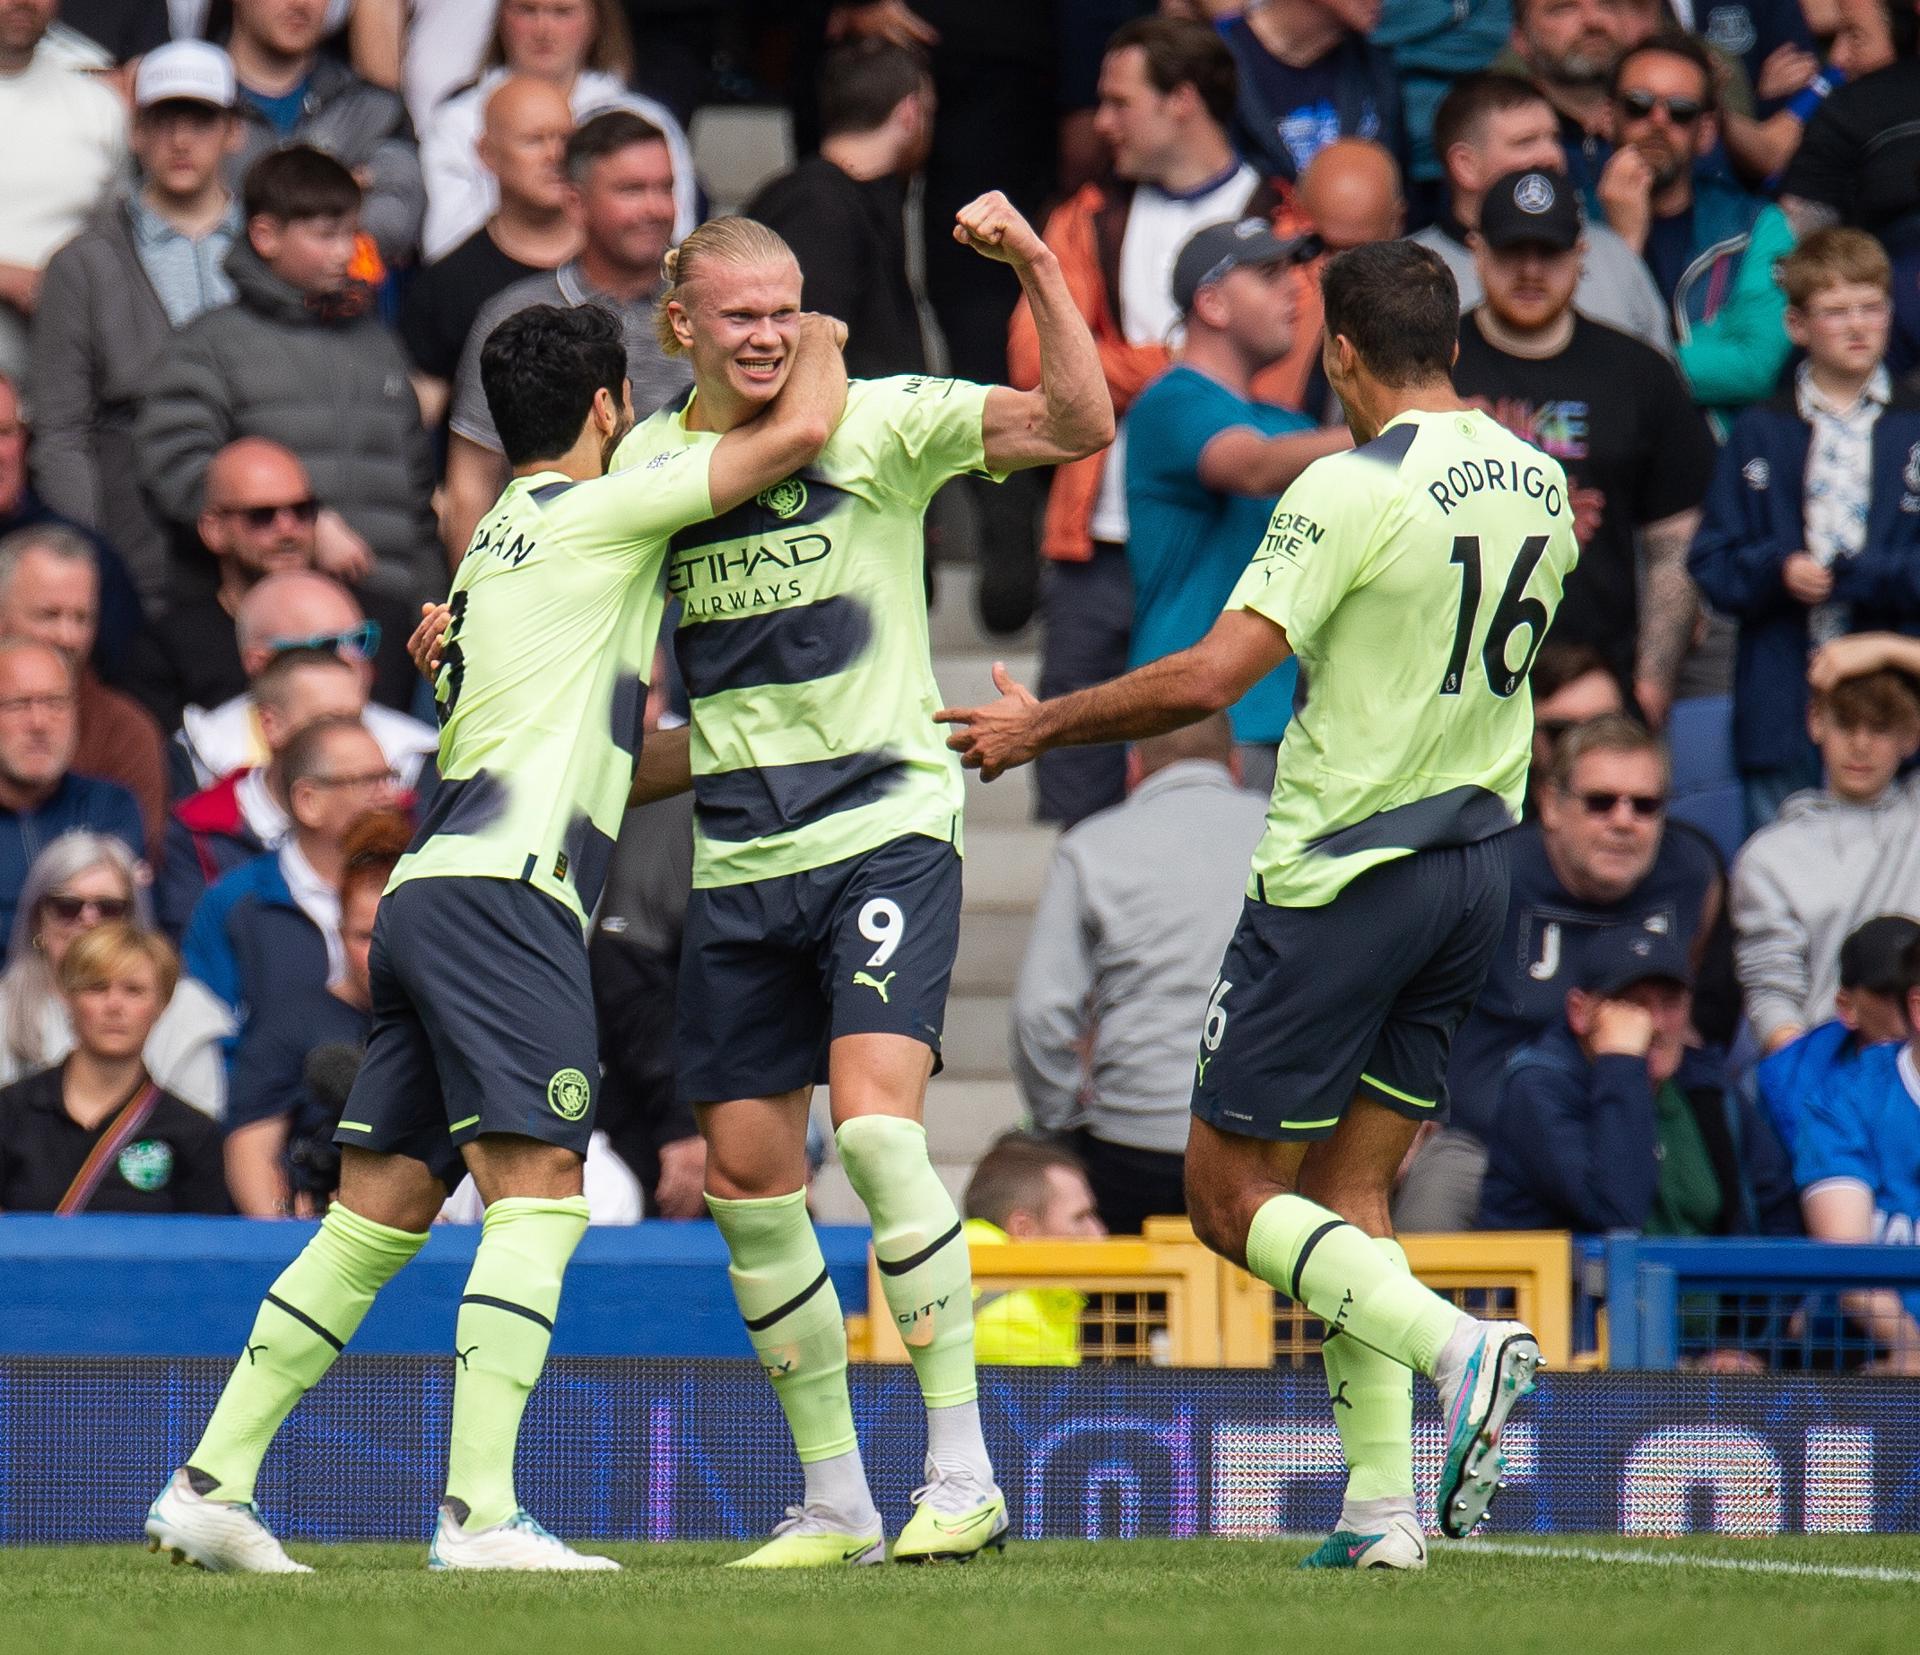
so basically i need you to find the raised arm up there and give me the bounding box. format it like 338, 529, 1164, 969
966, 192, 1115, 473
938, 608, 1289, 781
705, 313, 849, 513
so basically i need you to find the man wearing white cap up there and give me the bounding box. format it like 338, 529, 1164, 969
30, 39, 242, 610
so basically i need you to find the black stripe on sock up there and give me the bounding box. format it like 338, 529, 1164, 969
264, 1292, 344, 1352
743, 1266, 830, 1332
875, 1218, 963, 1278
1290, 1219, 1348, 1306
459, 1292, 554, 1333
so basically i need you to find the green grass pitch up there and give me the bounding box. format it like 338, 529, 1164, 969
5, 1535, 1919, 1655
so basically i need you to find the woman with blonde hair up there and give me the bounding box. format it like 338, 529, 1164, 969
419, 0, 696, 260
0, 925, 229, 1213
0, 833, 233, 1113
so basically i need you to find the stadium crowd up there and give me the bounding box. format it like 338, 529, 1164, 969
0, 0, 1915, 1367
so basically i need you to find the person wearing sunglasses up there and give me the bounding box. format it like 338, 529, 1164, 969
0, 831, 231, 1109
1596, 31, 1795, 437
1396, 713, 1721, 1233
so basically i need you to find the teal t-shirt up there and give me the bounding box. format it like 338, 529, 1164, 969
1124, 364, 1309, 744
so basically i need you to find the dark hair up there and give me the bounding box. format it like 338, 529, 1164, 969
1900, 933, 1920, 1000
242, 144, 361, 223
1529, 640, 1614, 703
1320, 241, 1458, 387
1432, 73, 1551, 169
1611, 30, 1718, 113
818, 39, 929, 137
964, 1132, 1090, 1231
481, 303, 627, 467
483, 0, 633, 79
565, 108, 667, 184
1813, 668, 1920, 736
1105, 16, 1237, 129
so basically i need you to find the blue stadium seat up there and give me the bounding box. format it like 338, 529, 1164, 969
1666, 694, 1744, 863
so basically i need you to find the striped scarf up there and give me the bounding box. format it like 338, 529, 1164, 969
55, 1078, 161, 1216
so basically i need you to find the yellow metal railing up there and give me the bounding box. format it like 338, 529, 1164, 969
853, 1224, 1575, 1369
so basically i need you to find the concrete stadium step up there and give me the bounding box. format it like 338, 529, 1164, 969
929, 587, 1035, 656
688, 105, 792, 212
930, 650, 1040, 712
959, 826, 1055, 912
952, 909, 1031, 993
941, 990, 1013, 1080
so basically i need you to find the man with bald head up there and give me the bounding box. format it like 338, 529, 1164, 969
402, 77, 579, 428
0, 637, 144, 941
173, 570, 436, 800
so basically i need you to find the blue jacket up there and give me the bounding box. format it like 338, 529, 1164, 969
1480, 1023, 1800, 1235
0, 772, 144, 944
1754, 1018, 1889, 1157
1669, 181, 1796, 435
1222, 19, 1402, 183
181, 850, 329, 1065
1687, 387, 1920, 772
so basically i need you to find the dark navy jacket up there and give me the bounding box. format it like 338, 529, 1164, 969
181, 849, 329, 1066
1479, 1024, 1800, 1235
156, 770, 267, 940
0, 772, 144, 943
1688, 387, 1920, 772
1222, 20, 1402, 183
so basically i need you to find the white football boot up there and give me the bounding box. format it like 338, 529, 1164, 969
427, 1503, 621, 1571
144, 1468, 312, 1574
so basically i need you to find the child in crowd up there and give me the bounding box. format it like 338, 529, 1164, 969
1688, 229, 1920, 833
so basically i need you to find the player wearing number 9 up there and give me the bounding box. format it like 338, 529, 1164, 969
939, 240, 1577, 1563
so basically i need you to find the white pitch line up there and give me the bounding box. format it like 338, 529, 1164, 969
1465, 1539, 1920, 1585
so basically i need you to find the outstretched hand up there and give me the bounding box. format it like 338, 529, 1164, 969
953, 191, 1046, 270
409, 601, 452, 681
936, 660, 1044, 781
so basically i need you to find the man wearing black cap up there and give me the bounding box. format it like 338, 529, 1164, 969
1123, 218, 1347, 788
1453, 167, 1717, 729
1480, 924, 1796, 1236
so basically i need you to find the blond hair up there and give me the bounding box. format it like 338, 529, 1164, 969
653, 217, 797, 356
58, 923, 179, 1004
1778, 228, 1892, 309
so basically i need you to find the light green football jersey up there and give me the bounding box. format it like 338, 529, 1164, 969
610, 375, 1001, 888
390, 448, 712, 923
1226, 408, 1579, 908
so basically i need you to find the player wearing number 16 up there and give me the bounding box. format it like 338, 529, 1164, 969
941, 241, 1578, 1568
143, 298, 849, 1574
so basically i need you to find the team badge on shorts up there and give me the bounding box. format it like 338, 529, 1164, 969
757, 478, 808, 519
547, 1068, 591, 1121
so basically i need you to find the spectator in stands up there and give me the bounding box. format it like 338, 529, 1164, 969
183, 714, 398, 1055
1217, 0, 1401, 183
1396, 716, 1721, 1231
962, 1132, 1106, 1366
745, 40, 933, 380
1596, 33, 1795, 434
135, 146, 441, 612
158, 646, 365, 938
171, 569, 434, 795
1789, 920, 1920, 1371
442, 110, 690, 563
0, 0, 127, 382
0, 526, 165, 860
1124, 221, 1344, 788
1012, 16, 1263, 827
0, 831, 230, 1110
0, 637, 142, 944
419, 0, 696, 262
1526, 640, 1627, 807
1413, 73, 1672, 352
223, 0, 424, 264
1733, 653, 1920, 1053
1758, 913, 1918, 1157
1496, 0, 1625, 199
1479, 927, 1798, 1235
1689, 231, 1920, 827
1013, 716, 1267, 1235
28, 40, 244, 612
401, 77, 579, 428
224, 806, 406, 1216
0, 924, 229, 1213
1453, 168, 1717, 727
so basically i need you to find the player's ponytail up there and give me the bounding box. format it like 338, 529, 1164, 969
654, 216, 796, 356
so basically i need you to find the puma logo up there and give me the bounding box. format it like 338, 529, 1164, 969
1331, 1381, 1354, 1410
853, 970, 895, 1003
243, 1343, 268, 1366
455, 1344, 478, 1370
1196, 1055, 1212, 1086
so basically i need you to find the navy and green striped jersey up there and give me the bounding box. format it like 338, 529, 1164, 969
1226, 408, 1580, 907
391, 449, 712, 923
610, 375, 1002, 888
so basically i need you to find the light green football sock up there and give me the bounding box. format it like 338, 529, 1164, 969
189, 1204, 426, 1503
1247, 1193, 1463, 1375
444, 1195, 589, 1531
707, 1189, 859, 1463
836, 1116, 977, 1410
1322, 1238, 1416, 1506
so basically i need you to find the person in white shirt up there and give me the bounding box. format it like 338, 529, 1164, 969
0, 0, 127, 382
419, 0, 695, 261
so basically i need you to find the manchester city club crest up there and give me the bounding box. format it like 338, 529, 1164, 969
547, 1067, 592, 1122
757, 478, 808, 520
117, 1138, 174, 1193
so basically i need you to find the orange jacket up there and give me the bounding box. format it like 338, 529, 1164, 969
1008, 178, 1296, 562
